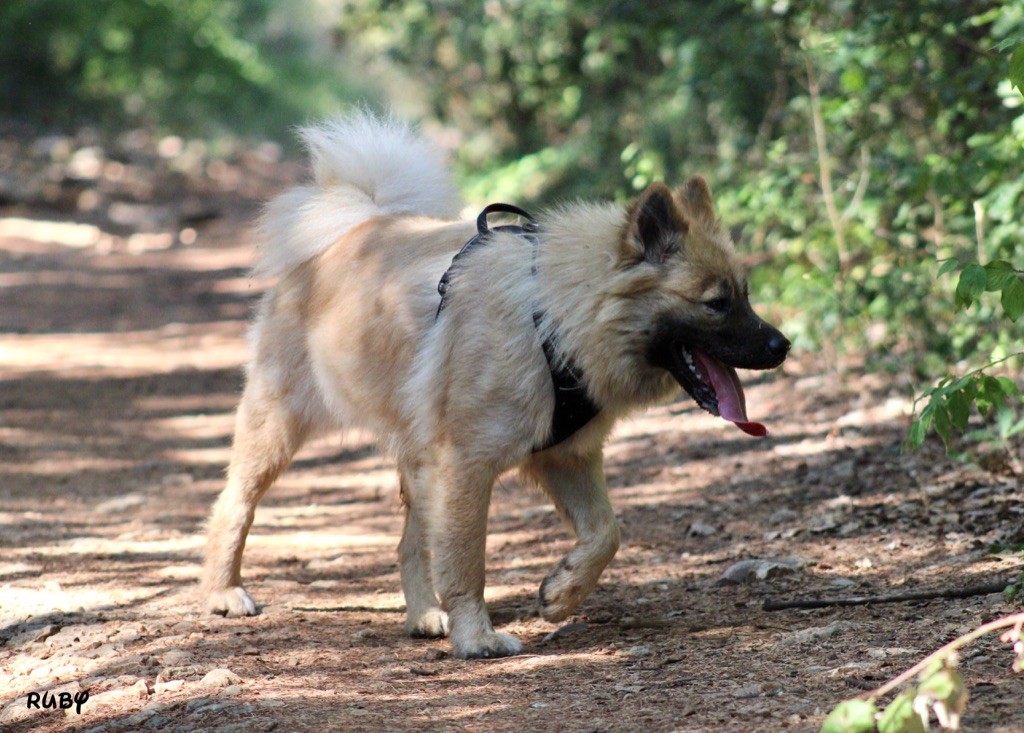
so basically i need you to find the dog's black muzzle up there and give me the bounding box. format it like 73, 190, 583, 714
649, 301, 790, 373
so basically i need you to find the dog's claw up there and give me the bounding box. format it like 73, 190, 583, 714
204, 586, 258, 617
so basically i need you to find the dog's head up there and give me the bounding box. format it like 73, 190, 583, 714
620, 178, 789, 436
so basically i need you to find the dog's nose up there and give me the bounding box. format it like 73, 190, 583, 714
767, 333, 790, 360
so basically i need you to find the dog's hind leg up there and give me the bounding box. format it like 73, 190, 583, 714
526, 449, 620, 623
398, 467, 449, 638
427, 452, 521, 659
201, 375, 310, 617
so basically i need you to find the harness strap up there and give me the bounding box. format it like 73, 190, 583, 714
435, 204, 601, 452
436, 203, 538, 318
533, 313, 602, 452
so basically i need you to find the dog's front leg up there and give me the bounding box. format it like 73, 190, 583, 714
527, 449, 620, 623
427, 451, 521, 659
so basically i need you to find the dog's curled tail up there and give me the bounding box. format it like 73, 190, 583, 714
255, 110, 462, 279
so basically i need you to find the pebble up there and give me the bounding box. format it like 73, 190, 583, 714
408, 665, 439, 676
201, 668, 242, 688
155, 679, 185, 694
113, 627, 141, 643
768, 509, 800, 525
623, 644, 652, 657
11, 623, 58, 645
0, 696, 34, 724
159, 650, 193, 666
688, 521, 717, 537
125, 706, 158, 725
95, 493, 147, 514
132, 679, 153, 698
777, 621, 858, 647
156, 664, 204, 682
82, 643, 119, 659
221, 685, 243, 696
732, 683, 762, 698
719, 557, 806, 584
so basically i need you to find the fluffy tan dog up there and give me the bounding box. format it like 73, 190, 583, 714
201, 112, 789, 659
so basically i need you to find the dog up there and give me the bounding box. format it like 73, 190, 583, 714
200, 112, 789, 659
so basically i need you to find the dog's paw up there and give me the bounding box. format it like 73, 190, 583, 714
406, 608, 450, 638
204, 586, 258, 617
451, 631, 522, 660
538, 567, 585, 623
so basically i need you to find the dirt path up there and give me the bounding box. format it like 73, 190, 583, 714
2, 143, 1023, 732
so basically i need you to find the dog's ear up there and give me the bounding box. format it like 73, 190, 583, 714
623, 183, 688, 265
674, 175, 717, 227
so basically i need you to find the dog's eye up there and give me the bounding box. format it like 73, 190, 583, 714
703, 297, 730, 313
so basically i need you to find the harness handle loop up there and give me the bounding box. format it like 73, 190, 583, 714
436, 203, 538, 314
476, 203, 538, 235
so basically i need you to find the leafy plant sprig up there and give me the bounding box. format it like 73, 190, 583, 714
908, 258, 1024, 452
821, 612, 1024, 732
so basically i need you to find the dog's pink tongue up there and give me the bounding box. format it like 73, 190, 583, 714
692, 350, 767, 437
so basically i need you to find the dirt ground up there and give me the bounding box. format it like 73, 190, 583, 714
1, 133, 1023, 733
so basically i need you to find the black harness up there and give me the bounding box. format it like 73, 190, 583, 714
435, 204, 601, 452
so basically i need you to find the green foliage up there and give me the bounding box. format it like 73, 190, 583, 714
909, 258, 1023, 454
876, 693, 924, 733
1005, 570, 1024, 602
953, 260, 1024, 318
338, 0, 784, 203
0, 0, 358, 137
821, 699, 877, 733
1011, 45, 1024, 92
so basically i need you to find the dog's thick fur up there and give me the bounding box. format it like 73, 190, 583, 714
201, 112, 788, 659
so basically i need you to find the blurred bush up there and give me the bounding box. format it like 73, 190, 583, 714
0, 0, 362, 138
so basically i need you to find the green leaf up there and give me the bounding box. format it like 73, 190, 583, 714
878, 693, 926, 733
956, 264, 987, 308
919, 668, 968, 729
1001, 277, 1024, 321
937, 258, 960, 277
908, 418, 928, 449
821, 699, 878, 733
947, 390, 971, 431
1011, 45, 1024, 94
950, 374, 975, 394
984, 260, 1017, 291
982, 376, 1010, 409
933, 404, 953, 446
996, 377, 1021, 397
918, 667, 956, 699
